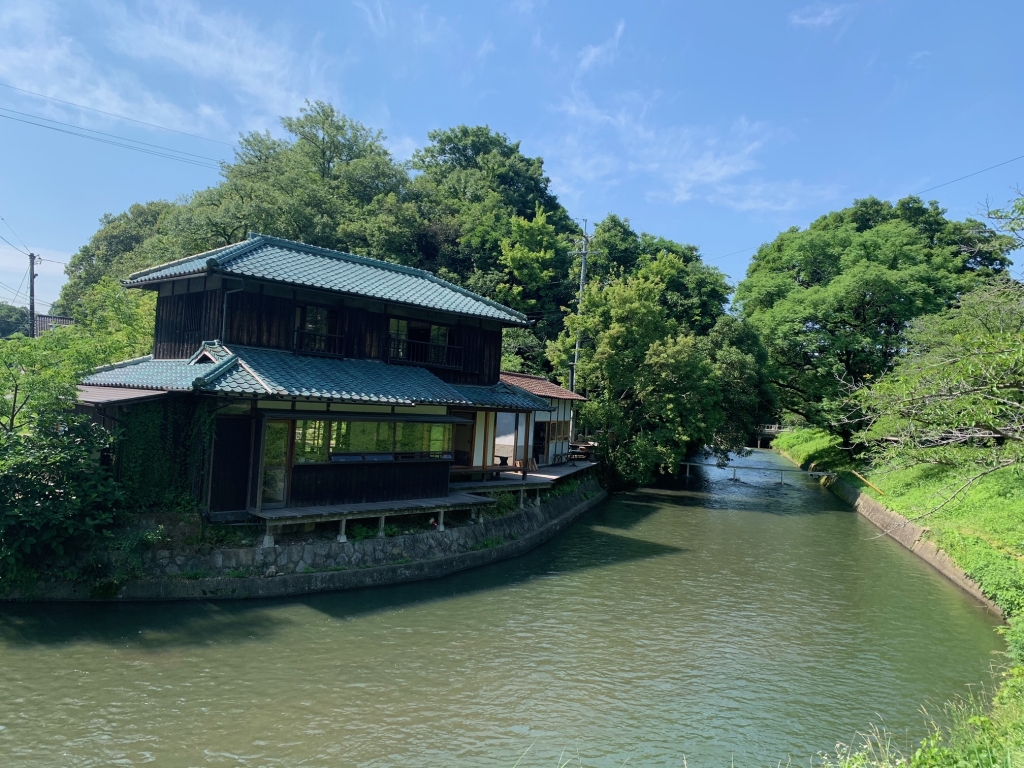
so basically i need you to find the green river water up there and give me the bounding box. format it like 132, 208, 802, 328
0, 450, 1005, 767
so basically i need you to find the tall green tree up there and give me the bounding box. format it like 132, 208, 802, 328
734, 196, 1013, 441
549, 252, 775, 486
0, 302, 28, 338
858, 277, 1024, 508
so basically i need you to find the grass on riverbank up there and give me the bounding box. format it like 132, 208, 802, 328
774, 428, 1024, 765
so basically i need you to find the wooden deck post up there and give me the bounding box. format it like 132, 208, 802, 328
377, 515, 386, 538
519, 488, 524, 509
262, 521, 275, 549
337, 518, 347, 543
438, 510, 445, 532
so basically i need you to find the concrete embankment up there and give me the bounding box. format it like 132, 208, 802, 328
7, 475, 606, 602
776, 449, 1002, 617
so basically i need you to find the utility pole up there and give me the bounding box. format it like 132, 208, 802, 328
568, 221, 591, 394
28, 251, 37, 338
568, 221, 599, 444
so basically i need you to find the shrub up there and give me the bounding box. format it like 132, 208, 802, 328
0, 419, 122, 583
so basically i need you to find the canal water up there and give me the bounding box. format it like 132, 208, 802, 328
0, 451, 1004, 767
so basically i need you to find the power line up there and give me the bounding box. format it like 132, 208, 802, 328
0, 232, 28, 256
0, 112, 222, 169
916, 154, 1024, 195
0, 107, 224, 163
0, 212, 30, 252
705, 150, 1024, 263
0, 81, 236, 148
0, 278, 27, 300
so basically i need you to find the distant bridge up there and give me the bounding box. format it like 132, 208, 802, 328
754, 424, 792, 448
679, 461, 835, 483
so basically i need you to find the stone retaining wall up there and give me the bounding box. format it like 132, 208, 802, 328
775, 449, 1002, 617
8, 475, 606, 601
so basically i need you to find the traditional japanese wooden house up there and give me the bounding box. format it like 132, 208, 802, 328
79, 234, 552, 542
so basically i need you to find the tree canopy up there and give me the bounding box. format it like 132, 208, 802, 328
858, 277, 1024, 505
734, 195, 1013, 440
549, 250, 775, 486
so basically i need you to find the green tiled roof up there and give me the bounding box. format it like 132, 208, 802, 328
85, 343, 473, 406
452, 382, 554, 411
125, 234, 528, 326
85, 342, 555, 411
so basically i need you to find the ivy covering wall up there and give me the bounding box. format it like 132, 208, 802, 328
117, 396, 218, 510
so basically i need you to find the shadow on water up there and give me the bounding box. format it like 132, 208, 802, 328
0, 513, 682, 649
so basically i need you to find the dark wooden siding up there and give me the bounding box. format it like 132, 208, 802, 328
154, 290, 223, 359
363, 311, 389, 360
224, 291, 295, 351
289, 460, 450, 506
217, 287, 504, 384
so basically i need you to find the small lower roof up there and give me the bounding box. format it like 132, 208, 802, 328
78, 385, 169, 406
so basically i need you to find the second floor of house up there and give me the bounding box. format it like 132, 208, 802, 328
127, 234, 527, 387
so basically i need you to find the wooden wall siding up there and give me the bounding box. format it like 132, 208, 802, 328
289, 460, 450, 506
363, 311, 390, 361
154, 290, 223, 359
224, 292, 295, 351
217, 288, 504, 385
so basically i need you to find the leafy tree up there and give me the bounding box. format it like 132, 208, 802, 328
549, 252, 775, 486
858, 278, 1024, 510
0, 419, 121, 582
0, 331, 83, 432
0, 302, 28, 338
734, 196, 1013, 441
54, 200, 176, 314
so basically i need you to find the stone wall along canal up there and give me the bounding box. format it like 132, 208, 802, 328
0, 450, 1004, 766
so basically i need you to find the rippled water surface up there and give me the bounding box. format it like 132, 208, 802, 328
0, 451, 1004, 767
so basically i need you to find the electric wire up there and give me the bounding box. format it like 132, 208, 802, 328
0, 81, 236, 147
705, 151, 1024, 263
0, 113, 222, 169
0, 106, 224, 163
0, 278, 28, 301
0, 213, 30, 252
916, 154, 1024, 195
0, 232, 28, 256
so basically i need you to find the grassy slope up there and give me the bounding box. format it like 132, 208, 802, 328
774, 428, 1024, 766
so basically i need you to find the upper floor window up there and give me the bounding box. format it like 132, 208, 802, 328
295, 305, 343, 357
388, 318, 462, 369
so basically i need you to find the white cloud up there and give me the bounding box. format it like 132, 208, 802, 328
477, 36, 496, 60
708, 179, 841, 212
578, 20, 624, 73
386, 134, 419, 161
104, 1, 316, 122
0, 0, 207, 133
546, 25, 834, 214
353, 0, 391, 38
789, 4, 852, 27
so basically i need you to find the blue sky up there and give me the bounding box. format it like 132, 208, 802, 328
1, 0, 1022, 311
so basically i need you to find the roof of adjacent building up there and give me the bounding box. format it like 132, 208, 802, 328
499, 371, 587, 402
83, 342, 550, 411
123, 233, 528, 326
